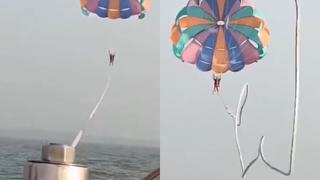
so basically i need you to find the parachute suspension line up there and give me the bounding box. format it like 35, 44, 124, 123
219, 0, 300, 177
71, 66, 113, 148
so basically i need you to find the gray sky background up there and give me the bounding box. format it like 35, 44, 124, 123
161, 0, 320, 179
0, 0, 159, 145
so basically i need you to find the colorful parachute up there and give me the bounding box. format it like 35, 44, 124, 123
80, 0, 150, 19
171, 0, 270, 78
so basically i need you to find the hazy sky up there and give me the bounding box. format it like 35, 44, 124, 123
1, 0, 320, 179
161, 0, 320, 179
0, 1, 159, 144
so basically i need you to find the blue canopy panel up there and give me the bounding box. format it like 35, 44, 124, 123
223, 0, 237, 18
120, 0, 133, 19
196, 31, 217, 71
96, 0, 109, 18
225, 29, 245, 72
205, 0, 219, 19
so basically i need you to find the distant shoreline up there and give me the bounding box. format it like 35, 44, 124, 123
0, 128, 160, 148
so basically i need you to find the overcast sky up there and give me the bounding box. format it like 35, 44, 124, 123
1, 0, 320, 178
161, 0, 320, 179
0, 0, 159, 145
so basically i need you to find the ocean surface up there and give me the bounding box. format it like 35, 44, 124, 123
0, 137, 159, 180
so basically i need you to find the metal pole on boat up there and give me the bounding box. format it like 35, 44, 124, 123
23, 143, 90, 180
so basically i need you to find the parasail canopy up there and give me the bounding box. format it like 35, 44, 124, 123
80, 0, 151, 19
171, 0, 270, 76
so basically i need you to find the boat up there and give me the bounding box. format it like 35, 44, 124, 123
143, 168, 160, 180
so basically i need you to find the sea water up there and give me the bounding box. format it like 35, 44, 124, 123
0, 137, 159, 180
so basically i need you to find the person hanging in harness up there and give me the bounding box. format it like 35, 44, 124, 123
108, 50, 116, 66
212, 74, 221, 93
